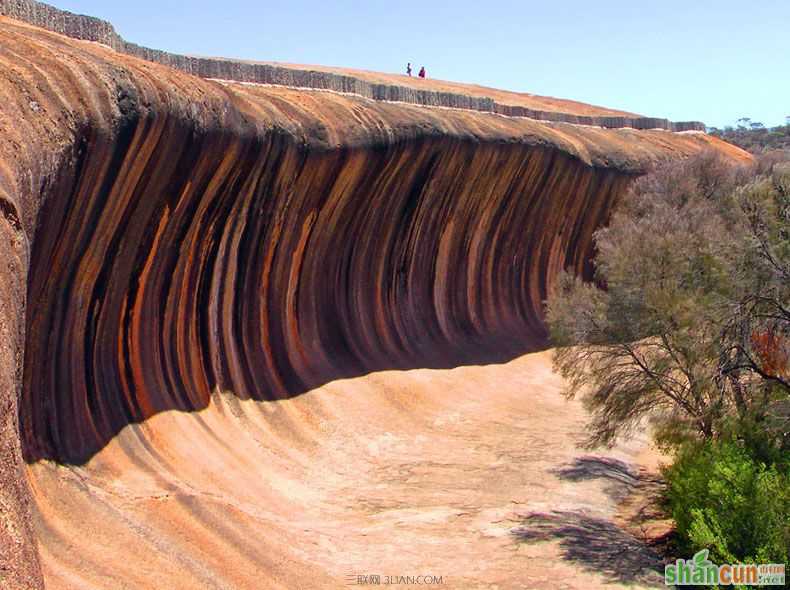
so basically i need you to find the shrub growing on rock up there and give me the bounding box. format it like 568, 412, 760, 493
663, 439, 789, 567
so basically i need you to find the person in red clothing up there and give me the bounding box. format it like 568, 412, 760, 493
418, 66, 426, 79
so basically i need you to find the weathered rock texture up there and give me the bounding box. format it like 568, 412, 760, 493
0, 0, 706, 131
0, 6, 748, 589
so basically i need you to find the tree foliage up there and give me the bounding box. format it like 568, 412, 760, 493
664, 440, 789, 568
545, 152, 790, 451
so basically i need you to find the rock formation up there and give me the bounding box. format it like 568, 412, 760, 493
0, 3, 748, 588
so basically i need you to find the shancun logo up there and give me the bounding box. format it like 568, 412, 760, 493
665, 549, 785, 586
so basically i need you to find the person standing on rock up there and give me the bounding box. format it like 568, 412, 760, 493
418, 66, 426, 79
406, 63, 412, 76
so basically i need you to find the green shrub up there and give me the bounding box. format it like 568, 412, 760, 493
664, 440, 790, 569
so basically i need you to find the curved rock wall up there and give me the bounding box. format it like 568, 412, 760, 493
22, 117, 631, 464
0, 0, 705, 132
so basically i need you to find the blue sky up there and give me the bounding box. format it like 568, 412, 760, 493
53, 0, 788, 128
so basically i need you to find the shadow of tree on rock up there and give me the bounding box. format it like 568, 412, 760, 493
553, 456, 642, 503
511, 510, 665, 586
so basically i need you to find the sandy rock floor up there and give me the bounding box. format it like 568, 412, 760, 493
27, 351, 666, 589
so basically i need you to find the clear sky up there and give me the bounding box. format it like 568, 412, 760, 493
53, 0, 788, 128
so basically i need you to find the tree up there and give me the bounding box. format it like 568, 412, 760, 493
718, 162, 790, 448
709, 120, 790, 153
545, 153, 790, 450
